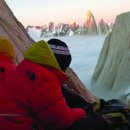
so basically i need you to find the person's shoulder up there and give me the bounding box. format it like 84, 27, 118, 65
0, 62, 16, 71
18, 59, 58, 80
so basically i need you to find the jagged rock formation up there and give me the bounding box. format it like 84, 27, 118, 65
84, 10, 98, 35
0, 0, 98, 103
98, 19, 109, 34
0, 0, 34, 62
109, 23, 114, 32
92, 12, 130, 100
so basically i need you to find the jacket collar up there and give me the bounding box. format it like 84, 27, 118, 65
47, 66, 69, 85
24, 40, 61, 70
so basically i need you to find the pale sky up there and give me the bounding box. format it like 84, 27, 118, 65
5, 0, 130, 27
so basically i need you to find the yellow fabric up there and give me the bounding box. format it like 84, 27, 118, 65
107, 112, 129, 123
93, 99, 100, 112
0, 36, 14, 58
24, 40, 61, 70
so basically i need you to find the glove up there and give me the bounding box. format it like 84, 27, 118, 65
83, 103, 93, 114
83, 101, 102, 114
100, 99, 106, 108
92, 101, 100, 112
96, 99, 106, 113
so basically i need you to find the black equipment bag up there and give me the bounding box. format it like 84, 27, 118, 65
98, 99, 130, 130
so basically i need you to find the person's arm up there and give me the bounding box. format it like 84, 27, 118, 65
29, 80, 86, 130
65, 68, 100, 112
62, 84, 91, 108
65, 68, 99, 103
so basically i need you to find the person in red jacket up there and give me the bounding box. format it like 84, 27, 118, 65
0, 37, 111, 130
0, 40, 87, 130
16, 39, 87, 130
0, 36, 19, 129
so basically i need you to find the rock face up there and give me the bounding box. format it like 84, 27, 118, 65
0, 0, 34, 62
92, 12, 130, 99
98, 19, 110, 34
0, 0, 98, 103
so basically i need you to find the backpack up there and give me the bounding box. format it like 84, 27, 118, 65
98, 99, 130, 130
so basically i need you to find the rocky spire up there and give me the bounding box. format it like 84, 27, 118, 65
84, 10, 98, 35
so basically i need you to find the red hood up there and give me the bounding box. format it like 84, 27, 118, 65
47, 66, 69, 85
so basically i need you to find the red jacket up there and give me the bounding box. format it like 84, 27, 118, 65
0, 54, 15, 82
0, 58, 86, 130
0, 37, 35, 129
0, 54, 34, 130
16, 60, 86, 130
